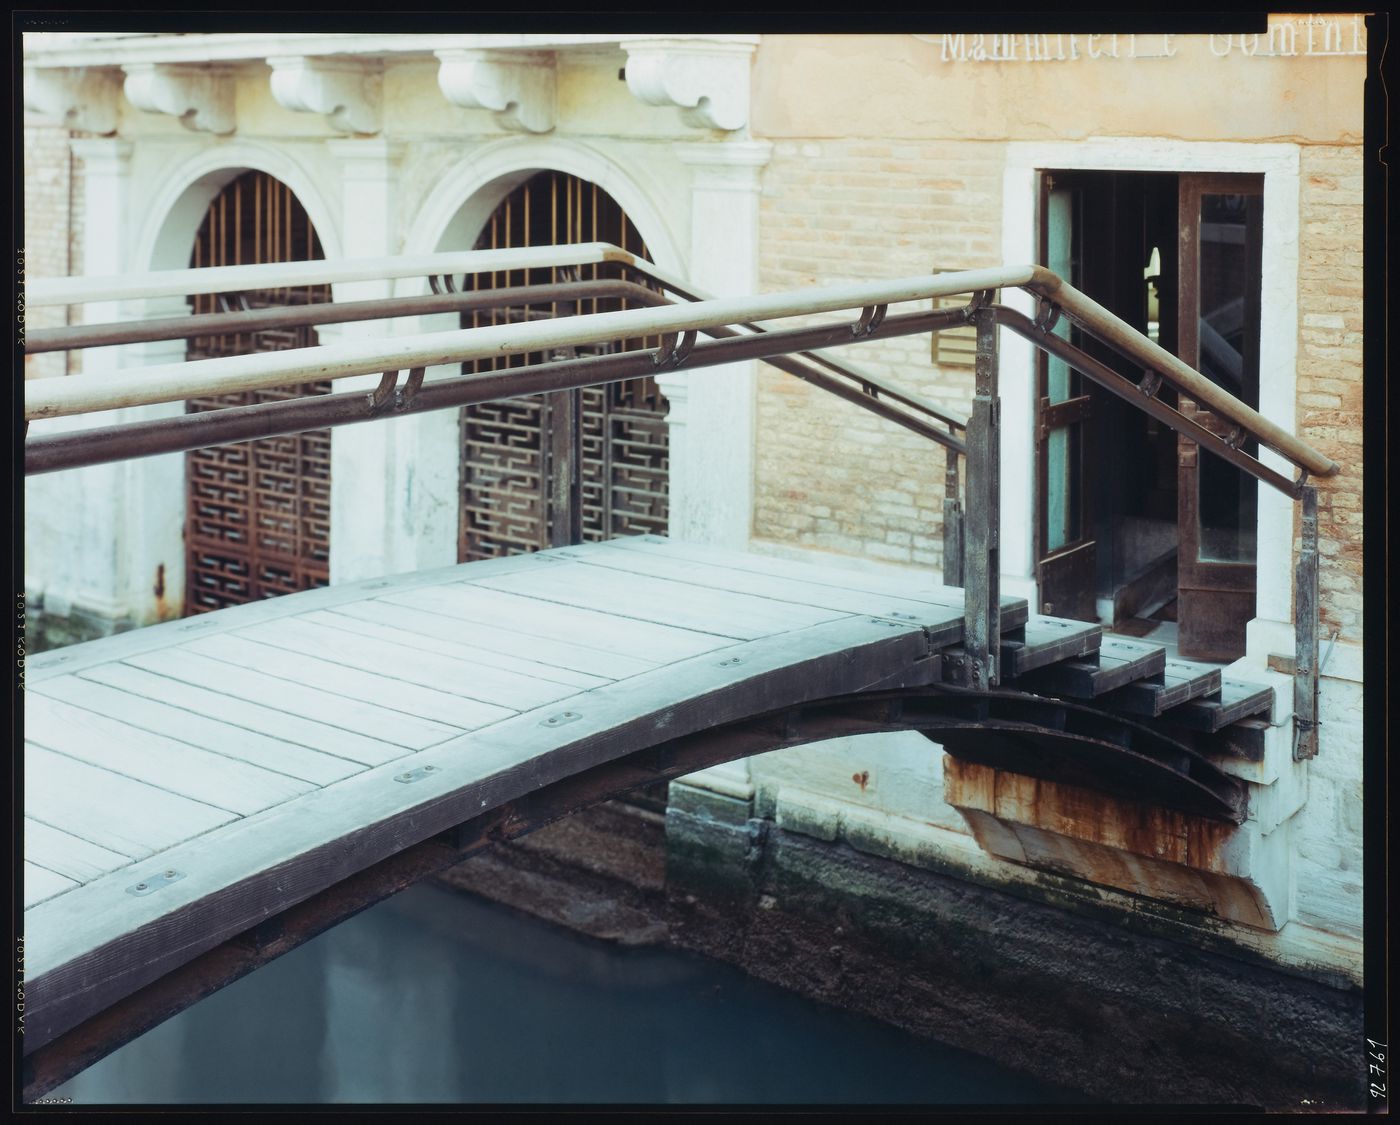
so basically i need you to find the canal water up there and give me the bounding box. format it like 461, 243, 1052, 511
50, 882, 1088, 1106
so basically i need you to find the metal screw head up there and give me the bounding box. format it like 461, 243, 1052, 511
135, 882, 148, 891
164, 869, 176, 878
423, 765, 436, 772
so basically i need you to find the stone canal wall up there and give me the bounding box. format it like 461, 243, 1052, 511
435, 786, 1364, 1109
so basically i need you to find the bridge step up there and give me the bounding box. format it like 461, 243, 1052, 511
1000, 615, 1102, 677
1015, 636, 1167, 699
1102, 657, 1222, 718
1159, 677, 1276, 733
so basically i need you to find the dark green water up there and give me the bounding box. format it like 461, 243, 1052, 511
48, 882, 1089, 1106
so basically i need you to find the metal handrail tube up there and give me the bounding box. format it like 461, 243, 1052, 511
25, 266, 1036, 421
997, 308, 1298, 497
612, 262, 970, 434
698, 320, 968, 445
27, 272, 969, 452
24, 280, 657, 353
1020, 271, 1338, 479
26, 309, 962, 475
24, 242, 655, 307
25, 246, 1335, 479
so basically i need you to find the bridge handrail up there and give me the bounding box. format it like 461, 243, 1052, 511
26, 274, 969, 454
24, 246, 1335, 481
23, 264, 1030, 418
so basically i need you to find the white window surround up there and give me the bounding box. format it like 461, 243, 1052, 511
1000, 137, 1302, 648
136, 140, 345, 271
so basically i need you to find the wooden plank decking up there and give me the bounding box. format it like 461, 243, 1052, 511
24, 535, 987, 1051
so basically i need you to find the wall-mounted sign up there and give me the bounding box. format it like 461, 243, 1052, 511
937, 16, 1367, 63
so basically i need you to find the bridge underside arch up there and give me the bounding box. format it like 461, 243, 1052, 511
23, 677, 1243, 1100
23, 536, 1269, 1101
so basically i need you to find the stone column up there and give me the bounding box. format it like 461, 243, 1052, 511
118, 296, 192, 625
665, 141, 770, 804
324, 138, 457, 585
660, 141, 771, 550
27, 139, 138, 639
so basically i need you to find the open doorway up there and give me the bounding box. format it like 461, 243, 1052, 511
1034, 169, 1263, 661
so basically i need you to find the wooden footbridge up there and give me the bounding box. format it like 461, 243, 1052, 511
21, 245, 1336, 1098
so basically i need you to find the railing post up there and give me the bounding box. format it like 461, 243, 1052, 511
1293, 485, 1320, 759
962, 306, 1000, 689
547, 346, 583, 547
942, 452, 964, 588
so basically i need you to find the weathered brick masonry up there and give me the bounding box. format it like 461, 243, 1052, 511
754, 139, 1003, 573
1296, 144, 1364, 643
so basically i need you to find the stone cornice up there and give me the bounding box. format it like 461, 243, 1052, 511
23, 66, 122, 135
122, 63, 235, 135
436, 49, 556, 134
268, 55, 383, 136
23, 32, 759, 68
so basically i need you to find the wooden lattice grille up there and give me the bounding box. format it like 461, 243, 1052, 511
458, 171, 670, 562
184, 171, 332, 614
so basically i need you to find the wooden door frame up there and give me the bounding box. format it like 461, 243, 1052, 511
1033, 170, 1097, 621
1175, 172, 1265, 660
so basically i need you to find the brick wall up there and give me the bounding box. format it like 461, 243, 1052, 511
1296, 145, 1364, 643
753, 139, 1004, 574
23, 117, 75, 380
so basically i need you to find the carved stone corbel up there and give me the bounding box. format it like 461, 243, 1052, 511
122, 63, 235, 135
622, 39, 754, 132
435, 49, 556, 134
268, 55, 383, 136
24, 67, 122, 135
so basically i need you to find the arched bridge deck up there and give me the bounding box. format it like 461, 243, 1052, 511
22, 535, 1273, 1080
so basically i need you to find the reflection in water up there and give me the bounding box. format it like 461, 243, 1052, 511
53, 883, 1087, 1105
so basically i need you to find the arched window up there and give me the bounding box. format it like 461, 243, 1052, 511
184, 171, 332, 613
458, 170, 670, 561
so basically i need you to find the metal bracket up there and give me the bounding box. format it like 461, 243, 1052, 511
127, 869, 186, 897
1138, 371, 1163, 400
1032, 299, 1060, 335
428, 273, 459, 295
652, 328, 696, 369
963, 289, 993, 321
393, 366, 426, 412
367, 369, 399, 414
1320, 629, 1340, 676
215, 293, 252, 314
1223, 424, 1246, 450
540, 710, 582, 728
395, 764, 440, 784
851, 304, 888, 339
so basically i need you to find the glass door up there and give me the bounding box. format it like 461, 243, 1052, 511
1175, 174, 1264, 660
1034, 174, 1096, 620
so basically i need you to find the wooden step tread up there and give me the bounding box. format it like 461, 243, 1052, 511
1000, 615, 1102, 677
1103, 657, 1222, 718
1161, 677, 1275, 733
1015, 636, 1167, 699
